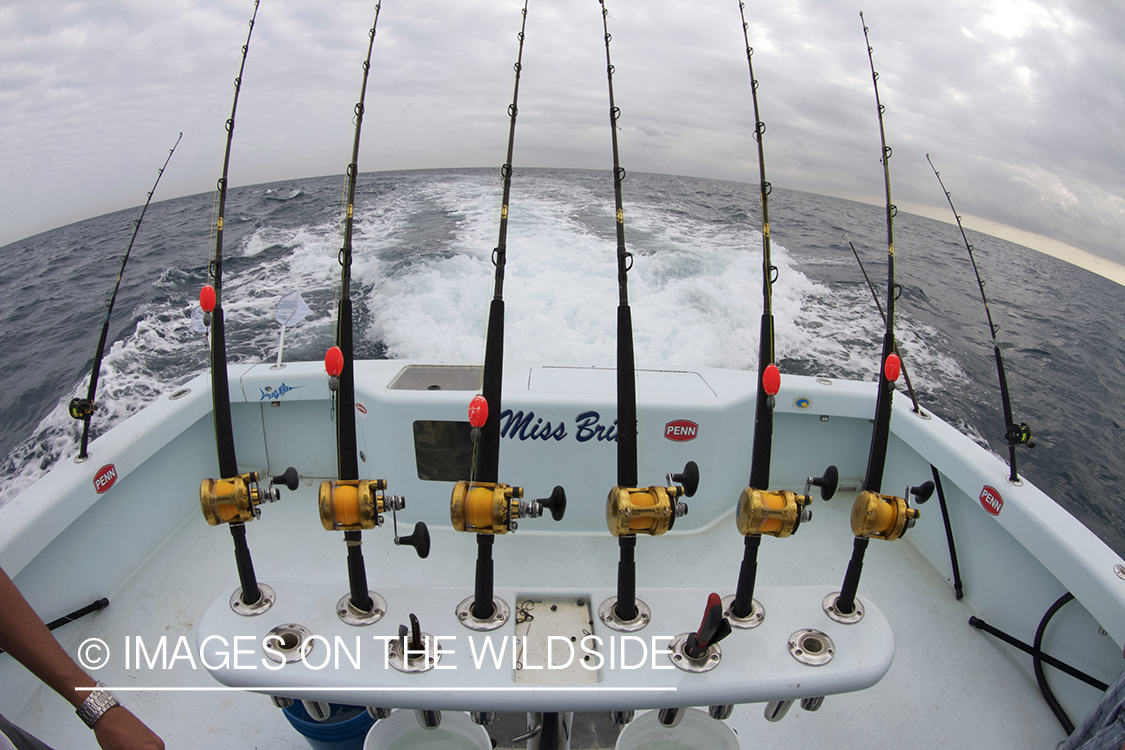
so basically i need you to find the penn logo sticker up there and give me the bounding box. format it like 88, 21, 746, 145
665, 420, 698, 442
979, 485, 1003, 516
94, 464, 118, 494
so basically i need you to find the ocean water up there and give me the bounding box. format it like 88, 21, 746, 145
1, 167, 1122, 558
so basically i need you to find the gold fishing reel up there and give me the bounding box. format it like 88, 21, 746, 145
318, 479, 404, 531
606, 462, 698, 537
737, 489, 810, 538
450, 481, 566, 534
200, 468, 296, 526
606, 486, 685, 537
736, 466, 838, 538
849, 481, 933, 541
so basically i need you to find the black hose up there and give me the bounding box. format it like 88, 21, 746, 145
1035, 592, 1076, 734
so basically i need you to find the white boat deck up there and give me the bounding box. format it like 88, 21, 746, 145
8, 484, 1066, 748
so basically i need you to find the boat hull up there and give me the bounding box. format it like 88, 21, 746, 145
1, 360, 1122, 746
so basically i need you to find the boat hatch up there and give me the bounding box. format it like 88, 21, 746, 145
528, 366, 717, 398
389, 365, 482, 391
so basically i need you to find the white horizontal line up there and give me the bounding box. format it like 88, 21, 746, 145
82, 686, 677, 693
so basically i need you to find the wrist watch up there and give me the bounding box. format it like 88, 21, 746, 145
76, 682, 120, 729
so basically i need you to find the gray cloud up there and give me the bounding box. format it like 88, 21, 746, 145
1, 0, 1122, 269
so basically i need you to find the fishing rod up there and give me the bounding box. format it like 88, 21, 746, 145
852, 234, 968, 601
70, 132, 182, 461
726, 1, 837, 628
448, 0, 566, 628
848, 238, 921, 413
926, 154, 1032, 483
597, 0, 698, 632
319, 4, 431, 626
828, 13, 932, 623
198, 0, 297, 616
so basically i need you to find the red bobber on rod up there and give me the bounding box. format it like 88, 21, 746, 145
325, 346, 344, 377
468, 394, 489, 429
762, 363, 781, 396
199, 285, 217, 327
200, 285, 216, 313
199, 284, 216, 326
325, 346, 344, 392
884, 353, 901, 383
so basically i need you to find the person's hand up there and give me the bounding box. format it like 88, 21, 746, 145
92, 706, 164, 750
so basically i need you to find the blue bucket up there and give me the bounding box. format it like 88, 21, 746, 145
282, 702, 376, 750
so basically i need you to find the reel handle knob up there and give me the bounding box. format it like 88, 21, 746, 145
396, 521, 431, 559
537, 486, 567, 521
670, 461, 700, 498
809, 465, 839, 501
271, 466, 300, 492
910, 481, 935, 505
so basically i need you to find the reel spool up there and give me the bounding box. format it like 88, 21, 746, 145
450, 481, 566, 534
318, 479, 403, 531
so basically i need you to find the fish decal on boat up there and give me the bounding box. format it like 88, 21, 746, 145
259, 383, 300, 401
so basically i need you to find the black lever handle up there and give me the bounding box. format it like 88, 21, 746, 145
537, 486, 567, 521
670, 461, 700, 498
409, 612, 423, 652
809, 465, 839, 501
910, 481, 935, 504
396, 521, 431, 559
684, 592, 731, 659
271, 466, 300, 492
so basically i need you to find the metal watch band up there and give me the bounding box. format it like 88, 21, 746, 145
75, 682, 120, 729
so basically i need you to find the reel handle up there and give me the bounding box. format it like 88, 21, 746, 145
909, 481, 935, 505
396, 521, 431, 559
808, 465, 839, 501
536, 486, 567, 522
271, 466, 300, 492
670, 461, 700, 498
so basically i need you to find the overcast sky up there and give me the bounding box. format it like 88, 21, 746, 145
2, 0, 1123, 275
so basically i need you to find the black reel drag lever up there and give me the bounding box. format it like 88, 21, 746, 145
670, 461, 700, 498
